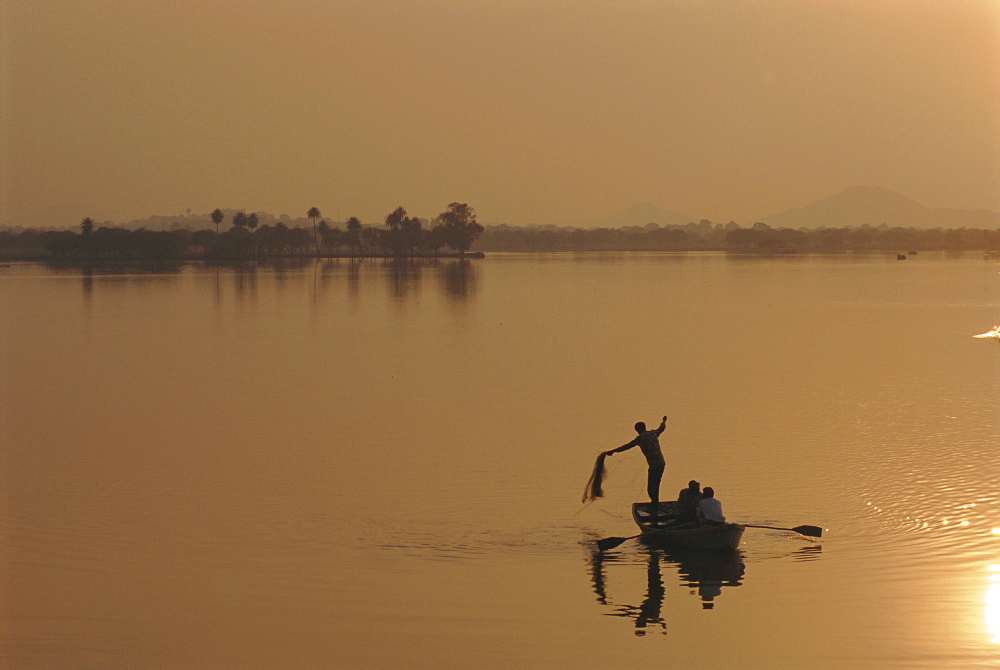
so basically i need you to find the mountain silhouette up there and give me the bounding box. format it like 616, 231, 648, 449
602, 202, 697, 228
7, 187, 998, 231
758, 186, 1000, 229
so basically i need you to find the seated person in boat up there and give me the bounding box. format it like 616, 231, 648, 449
698, 487, 726, 525
676, 480, 701, 523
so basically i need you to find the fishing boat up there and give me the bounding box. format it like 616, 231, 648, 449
631, 502, 745, 552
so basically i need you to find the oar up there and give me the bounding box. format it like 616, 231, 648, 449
595, 518, 696, 551
596, 531, 661, 552
596, 523, 822, 552
743, 524, 823, 538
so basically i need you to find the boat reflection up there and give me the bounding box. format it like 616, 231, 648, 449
588, 547, 746, 635
674, 549, 746, 609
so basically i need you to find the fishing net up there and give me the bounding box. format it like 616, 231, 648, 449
582, 452, 608, 503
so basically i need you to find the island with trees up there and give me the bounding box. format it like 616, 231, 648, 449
0, 203, 485, 263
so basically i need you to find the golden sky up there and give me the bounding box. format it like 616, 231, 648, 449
2, 0, 998, 226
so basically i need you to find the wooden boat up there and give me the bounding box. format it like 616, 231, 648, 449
632, 502, 745, 552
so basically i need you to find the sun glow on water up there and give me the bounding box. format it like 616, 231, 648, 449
987, 566, 1000, 644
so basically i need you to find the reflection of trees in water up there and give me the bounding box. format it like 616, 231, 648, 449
388, 258, 478, 302
75, 266, 186, 310
588, 547, 745, 634
73, 258, 479, 307
442, 259, 476, 300
233, 265, 258, 303
213, 265, 222, 309
342, 258, 478, 303
346, 260, 361, 303
314, 259, 343, 303
389, 259, 423, 300
311, 257, 478, 303
81, 269, 93, 307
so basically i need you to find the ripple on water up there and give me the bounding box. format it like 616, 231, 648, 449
815, 394, 1000, 555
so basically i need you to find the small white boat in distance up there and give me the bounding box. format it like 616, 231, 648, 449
973, 325, 1000, 339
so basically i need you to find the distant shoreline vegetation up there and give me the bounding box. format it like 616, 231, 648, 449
476, 220, 1000, 254
0, 203, 485, 263
1, 208, 998, 262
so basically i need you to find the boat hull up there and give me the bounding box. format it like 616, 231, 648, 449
632, 502, 744, 551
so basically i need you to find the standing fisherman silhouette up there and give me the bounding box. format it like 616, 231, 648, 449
602, 415, 668, 518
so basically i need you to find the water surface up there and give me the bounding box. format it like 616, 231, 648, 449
2, 252, 998, 668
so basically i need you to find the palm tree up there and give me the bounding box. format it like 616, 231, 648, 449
346, 217, 362, 257
210, 209, 224, 235
80, 217, 95, 236
385, 206, 407, 231
232, 211, 248, 230
384, 207, 409, 257
308, 207, 321, 257
247, 212, 259, 233
317, 219, 330, 256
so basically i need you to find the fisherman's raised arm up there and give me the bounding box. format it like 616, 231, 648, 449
604, 437, 638, 456
654, 415, 667, 436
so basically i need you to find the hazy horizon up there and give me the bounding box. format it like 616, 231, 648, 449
2, 1, 998, 227
5, 184, 998, 233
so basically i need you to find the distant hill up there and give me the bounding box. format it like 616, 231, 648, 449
7, 187, 998, 232
601, 202, 697, 228
758, 186, 1000, 229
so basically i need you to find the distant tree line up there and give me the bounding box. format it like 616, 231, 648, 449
475, 220, 1000, 253
0, 203, 484, 262
3, 212, 999, 262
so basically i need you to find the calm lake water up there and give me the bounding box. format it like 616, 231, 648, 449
2, 252, 999, 668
